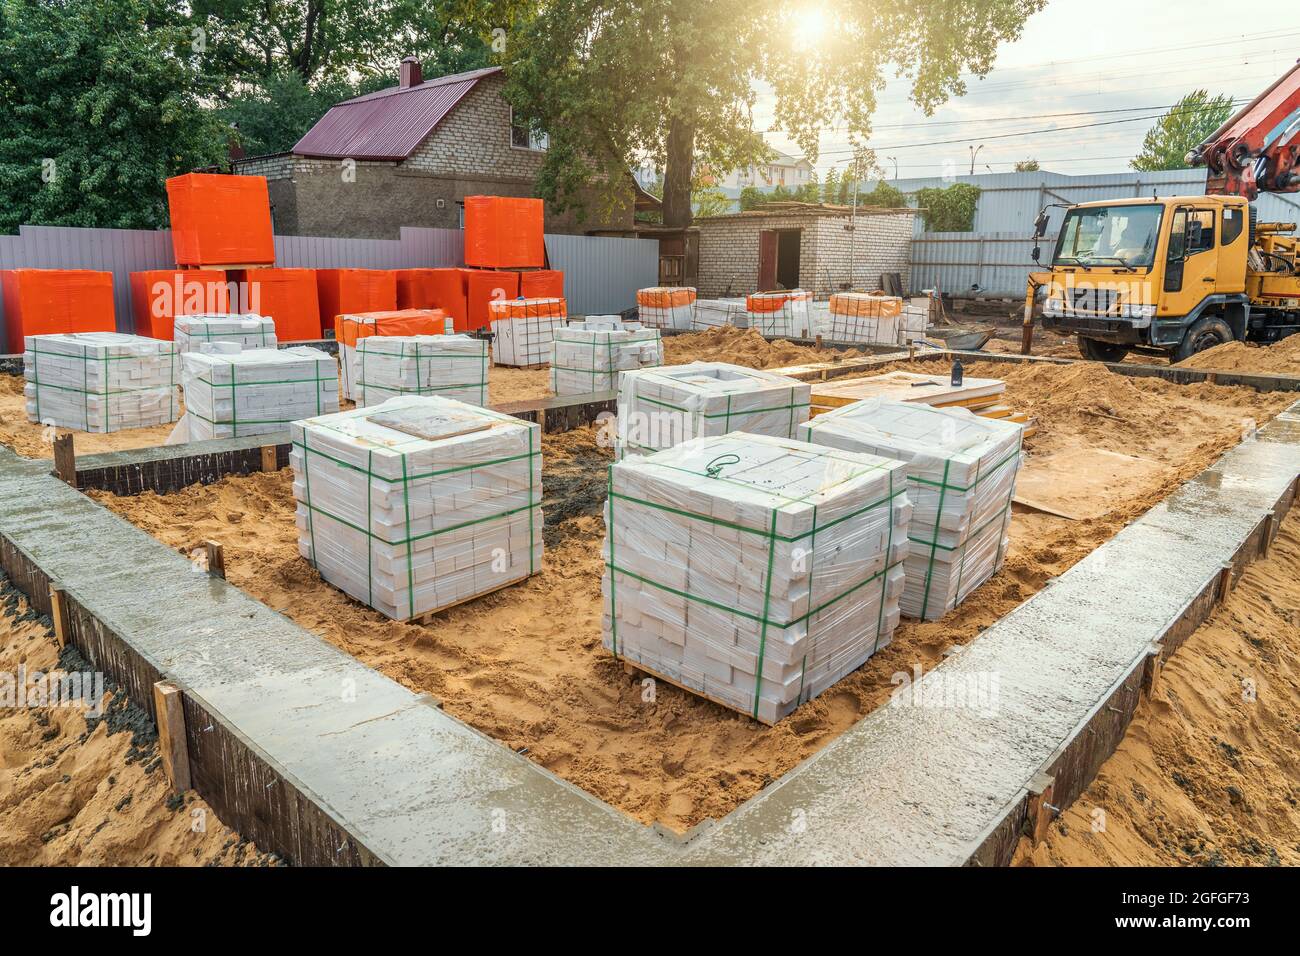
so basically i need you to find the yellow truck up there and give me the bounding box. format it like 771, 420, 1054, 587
1026, 62, 1300, 362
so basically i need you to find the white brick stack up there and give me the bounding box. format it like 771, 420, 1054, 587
636, 287, 696, 330
550, 326, 662, 396
800, 398, 1023, 621
290, 396, 543, 621
898, 300, 930, 345
692, 298, 748, 330
490, 298, 566, 366
354, 334, 488, 408
602, 432, 911, 723
181, 345, 339, 440
616, 361, 811, 459
827, 293, 903, 345
23, 332, 179, 433
173, 313, 277, 354
746, 290, 812, 338
338, 311, 454, 402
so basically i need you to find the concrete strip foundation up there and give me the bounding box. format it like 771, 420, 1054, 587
1, 387, 1298, 863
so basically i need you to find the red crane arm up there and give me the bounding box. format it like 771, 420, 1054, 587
1187, 60, 1300, 199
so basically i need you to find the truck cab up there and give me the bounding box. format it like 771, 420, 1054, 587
1039, 195, 1255, 362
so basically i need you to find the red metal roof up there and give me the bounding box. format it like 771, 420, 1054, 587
293, 66, 502, 161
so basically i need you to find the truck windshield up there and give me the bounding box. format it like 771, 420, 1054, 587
1053, 205, 1163, 268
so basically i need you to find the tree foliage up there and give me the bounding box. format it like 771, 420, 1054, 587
858, 181, 904, 207
219, 73, 390, 157
1013, 158, 1039, 171
0, 0, 228, 232
915, 182, 980, 231
1131, 90, 1234, 172
504, 0, 1046, 226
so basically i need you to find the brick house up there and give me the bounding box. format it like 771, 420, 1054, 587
693, 204, 917, 298
230, 59, 636, 240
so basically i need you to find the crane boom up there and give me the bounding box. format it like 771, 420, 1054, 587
1186, 59, 1300, 199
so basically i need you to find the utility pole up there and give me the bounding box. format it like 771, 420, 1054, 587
968, 144, 984, 176
887, 156, 899, 179
849, 155, 860, 290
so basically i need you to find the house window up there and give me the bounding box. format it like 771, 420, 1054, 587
509, 108, 549, 151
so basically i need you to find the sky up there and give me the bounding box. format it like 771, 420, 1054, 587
757, 0, 1300, 183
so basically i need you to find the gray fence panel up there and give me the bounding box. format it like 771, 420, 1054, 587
544, 233, 658, 315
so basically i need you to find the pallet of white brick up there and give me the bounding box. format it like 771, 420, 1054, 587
826, 292, 903, 345
181, 344, 339, 440
289, 395, 543, 621
337, 310, 453, 401
799, 398, 1023, 621
746, 290, 812, 338
636, 287, 696, 330
615, 361, 811, 459
23, 332, 180, 433
173, 313, 277, 354
898, 296, 932, 345
551, 326, 662, 396
602, 432, 911, 724
490, 297, 566, 366
353, 334, 488, 408
692, 298, 748, 330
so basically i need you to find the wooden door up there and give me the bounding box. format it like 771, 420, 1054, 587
758, 230, 778, 290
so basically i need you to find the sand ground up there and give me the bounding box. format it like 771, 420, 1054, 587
0, 571, 277, 866
86, 360, 1294, 832
1015, 507, 1300, 867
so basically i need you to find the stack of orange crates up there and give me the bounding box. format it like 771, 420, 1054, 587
466, 270, 519, 334
232, 268, 321, 342
463, 196, 545, 268
165, 173, 275, 267
1, 269, 116, 353
520, 269, 564, 300
315, 269, 397, 337
395, 269, 438, 310
427, 269, 470, 332
129, 269, 230, 339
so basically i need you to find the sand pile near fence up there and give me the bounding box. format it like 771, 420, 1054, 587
663, 326, 866, 369
1177, 335, 1300, 375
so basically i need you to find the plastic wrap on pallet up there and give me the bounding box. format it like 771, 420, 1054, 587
550, 327, 662, 396
355, 334, 488, 408
2, 270, 116, 353
289, 396, 543, 621
335, 310, 453, 402
637, 287, 696, 330
692, 298, 748, 330
23, 332, 180, 433
827, 292, 904, 345
180, 345, 338, 440
173, 313, 277, 354
615, 361, 810, 459
800, 398, 1023, 620
489, 297, 566, 366
746, 290, 812, 338
601, 432, 911, 724
898, 297, 931, 346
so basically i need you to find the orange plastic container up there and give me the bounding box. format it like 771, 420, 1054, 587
129, 270, 230, 339
166, 173, 275, 267
233, 268, 321, 342
466, 270, 519, 333
427, 269, 470, 332
315, 269, 397, 337
519, 270, 564, 300
2, 270, 116, 353
464, 196, 545, 268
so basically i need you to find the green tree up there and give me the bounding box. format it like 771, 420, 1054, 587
1013, 158, 1040, 171
1131, 90, 1234, 172
822, 167, 840, 204
795, 178, 821, 203
837, 175, 851, 205
219, 73, 392, 157
915, 182, 981, 231
504, 0, 1047, 226
859, 181, 904, 207
0, 0, 228, 232
692, 186, 732, 217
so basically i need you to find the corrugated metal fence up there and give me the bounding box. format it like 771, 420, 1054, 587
892, 169, 1300, 297
0, 224, 656, 344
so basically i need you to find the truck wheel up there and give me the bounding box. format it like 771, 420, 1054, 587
1172, 316, 1233, 363
1078, 337, 1130, 362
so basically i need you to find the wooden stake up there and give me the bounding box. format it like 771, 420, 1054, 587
1216, 563, 1234, 604
152, 681, 191, 794
1026, 773, 1056, 845
48, 585, 70, 649
203, 540, 226, 580
260, 445, 278, 472
1141, 642, 1164, 701
1261, 511, 1276, 558
52, 433, 75, 486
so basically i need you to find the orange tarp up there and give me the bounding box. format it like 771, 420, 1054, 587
638, 287, 696, 309
334, 309, 450, 347
166, 173, 275, 267
520, 270, 564, 300
428, 268, 470, 332
487, 297, 567, 321
464, 196, 545, 268
234, 268, 321, 342
828, 291, 902, 317
466, 270, 519, 332
395, 269, 439, 310
129, 270, 230, 339
1, 269, 115, 353
746, 290, 811, 313
315, 269, 397, 337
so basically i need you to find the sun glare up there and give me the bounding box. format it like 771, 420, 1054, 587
791, 7, 829, 51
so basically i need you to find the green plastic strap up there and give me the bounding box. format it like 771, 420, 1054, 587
873, 468, 896, 653
751, 508, 779, 718
607, 463, 619, 658
401, 454, 415, 618
918, 458, 951, 620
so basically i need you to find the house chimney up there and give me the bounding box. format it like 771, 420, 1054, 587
400, 56, 422, 89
